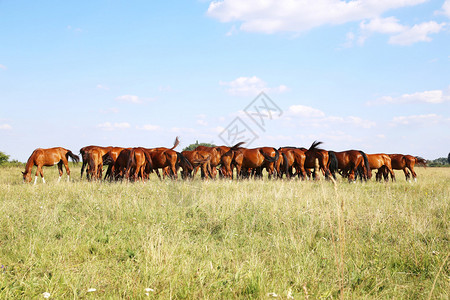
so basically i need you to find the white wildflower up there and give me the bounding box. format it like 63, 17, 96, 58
145, 288, 155, 292
87, 288, 96, 292
267, 292, 278, 297
287, 288, 294, 299
42, 292, 51, 298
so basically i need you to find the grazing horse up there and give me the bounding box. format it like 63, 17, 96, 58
181, 150, 213, 179
277, 147, 308, 179
142, 137, 181, 180
125, 147, 153, 181
79, 146, 112, 179
275, 148, 296, 179
22, 147, 80, 184
298, 141, 336, 180
214, 142, 246, 179
332, 150, 371, 182
232, 147, 279, 179
366, 153, 395, 181
387, 154, 427, 181
195, 142, 245, 179
86, 148, 104, 181
102, 147, 126, 180
259, 147, 280, 179
110, 148, 132, 180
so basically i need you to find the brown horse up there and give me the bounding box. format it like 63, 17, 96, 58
142, 137, 181, 180
102, 147, 126, 180
110, 148, 132, 180
387, 154, 427, 181
259, 147, 280, 179
195, 142, 245, 179
125, 147, 153, 181
367, 153, 395, 181
232, 147, 279, 179
23, 147, 80, 184
332, 150, 370, 182
275, 148, 295, 179
297, 141, 336, 180
86, 148, 104, 181
181, 150, 213, 179
214, 142, 246, 179
79, 146, 112, 179
277, 147, 307, 179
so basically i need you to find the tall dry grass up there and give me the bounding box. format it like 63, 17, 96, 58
0, 166, 448, 299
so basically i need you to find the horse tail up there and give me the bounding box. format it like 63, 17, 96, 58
102, 152, 113, 165
126, 148, 137, 178
281, 152, 289, 178
328, 151, 338, 178
66, 150, 80, 163
415, 156, 427, 167
309, 140, 323, 151
260, 148, 279, 163
359, 151, 371, 178
230, 141, 245, 150
143, 149, 153, 170
170, 136, 180, 150
177, 152, 193, 171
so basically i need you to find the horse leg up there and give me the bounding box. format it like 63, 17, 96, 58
155, 169, 162, 180
36, 165, 45, 184
57, 161, 64, 183
410, 167, 417, 182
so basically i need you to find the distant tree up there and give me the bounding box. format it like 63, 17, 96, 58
0, 151, 10, 165
448, 152, 450, 164
182, 140, 216, 151
428, 157, 450, 167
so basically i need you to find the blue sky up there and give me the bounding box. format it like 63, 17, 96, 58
1, 0, 449, 162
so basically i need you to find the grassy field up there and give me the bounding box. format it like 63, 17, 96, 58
0, 166, 449, 299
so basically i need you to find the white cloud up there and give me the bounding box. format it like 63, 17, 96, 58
97, 84, 110, 90
67, 25, 82, 32
115, 95, 143, 104
284, 104, 376, 128
360, 17, 406, 34
368, 88, 450, 105
388, 21, 446, 45
197, 119, 208, 126
358, 18, 445, 46
100, 107, 119, 114
158, 85, 172, 92
97, 122, 131, 131
207, 0, 427, 34
136, 124, 160, 131
0, 64, 7, 70
437, 0, 450, 18
220, 76, 288, 96
287, 105, 325, 118
391, 114, 449, 126
0, 124, 12, 130
170, 127, 196, 133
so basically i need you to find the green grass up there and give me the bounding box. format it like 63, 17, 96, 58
0, 166, 449, 299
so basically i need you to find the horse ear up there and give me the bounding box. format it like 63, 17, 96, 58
21, 171, 25, 175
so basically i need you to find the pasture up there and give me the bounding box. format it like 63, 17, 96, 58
0, 166, 449, 299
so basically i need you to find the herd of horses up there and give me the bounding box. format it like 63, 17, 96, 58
22, 138, 427, 184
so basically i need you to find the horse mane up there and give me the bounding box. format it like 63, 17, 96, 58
23, 149, 38, 175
